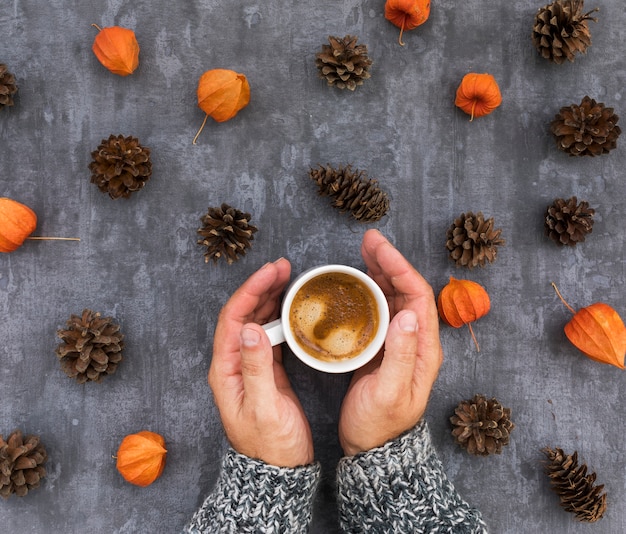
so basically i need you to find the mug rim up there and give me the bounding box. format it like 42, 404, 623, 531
280, 264, 390, 373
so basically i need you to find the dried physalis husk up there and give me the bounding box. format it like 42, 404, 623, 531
437, 277, 490, 351
552, 283, 626, 368
92, 24, 140, 76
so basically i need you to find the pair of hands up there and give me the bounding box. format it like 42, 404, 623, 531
208, 229, 444, 467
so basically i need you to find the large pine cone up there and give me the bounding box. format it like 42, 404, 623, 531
0, 430, 47, 498
55, 309, 124, 383
545, 196, 594, 246
532, 0, 598, 64
445, 211, 505, 268
309, 164, 389, 222
315, 35, 372, 91
89, 134, 153, 198
197, 203, 258, 265
543, 447, 607, 522
450, 394, 514, 456
550, 96, 620, 156
0, 64, 18, 110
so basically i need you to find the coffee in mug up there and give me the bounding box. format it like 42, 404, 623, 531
262, 264, 390, 373
288, 272, 379, 361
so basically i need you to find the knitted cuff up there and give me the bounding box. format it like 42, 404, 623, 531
184, 449, 321, 534
336, 421, 488, 533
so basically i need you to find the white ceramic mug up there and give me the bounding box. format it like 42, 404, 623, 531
262, 264, 390, 373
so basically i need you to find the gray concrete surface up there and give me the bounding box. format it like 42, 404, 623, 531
2, 0, 625, 532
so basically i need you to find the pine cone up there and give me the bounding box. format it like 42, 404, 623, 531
55, 309, 124, 383
543, 447, 607, 522
197, 203, 258, 264
89, 134, 153, 199
0, 430, 47, 498
309, 164, 389, 222
551, 96, 621, 156
0, 64, 17, 110
545, 197, 595, 246
315, 35, 372, 91
445, 211, 505, 268
450, 394, 515, 456
532, 0, 599, 64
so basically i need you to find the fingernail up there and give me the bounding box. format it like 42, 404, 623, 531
273, 257, 285, 264
241, 326, 261, 348
398, 311, 417, 333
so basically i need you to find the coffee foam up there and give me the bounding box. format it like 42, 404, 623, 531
289, 273, 378, 361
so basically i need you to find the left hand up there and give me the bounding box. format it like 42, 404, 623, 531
208, 259, 314, 467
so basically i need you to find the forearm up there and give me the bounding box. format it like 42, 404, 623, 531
184, 448, 321, 534
336, 420, 488, 533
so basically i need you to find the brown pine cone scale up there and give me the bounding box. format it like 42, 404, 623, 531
315, 35, 372, 91
89, 134, 153, 198
55, 309, 124, 383
532, 0, 599, 64
450, 394, 514, 456
543, 447, 607, 522
445, 212, 504, 268
309, 164, 389, 222
545, 196, 594, 245
0, 430, 47, 498
197, 204, 258, 264
0, 64, 18, 109
551, 96, 620, 156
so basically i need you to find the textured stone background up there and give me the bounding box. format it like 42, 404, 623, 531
2, 1, 625, 532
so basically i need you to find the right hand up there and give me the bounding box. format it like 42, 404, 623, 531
338, 230, 444, 456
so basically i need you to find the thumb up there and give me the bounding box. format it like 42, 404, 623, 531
378, 310, 419, 392
240, 323, 277, 401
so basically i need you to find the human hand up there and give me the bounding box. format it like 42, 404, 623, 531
338, 230, 444, 456
208, 259, 314, 467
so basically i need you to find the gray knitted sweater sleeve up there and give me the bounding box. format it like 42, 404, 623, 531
183, 448, 321, 534
336, 420, 488, 533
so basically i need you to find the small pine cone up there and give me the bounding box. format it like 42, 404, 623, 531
545, 196, 595, 246
315, 35, 372, 91
532, 0, 599, 64
0, 430, 47, 498
551, 96, 621, 157
0, 64, 18, 110
445, 211, 505, 268
55, 309, 124, 384
309, 164, 389, 223
197, 203, 258, 265
450, 394, 515, 456
543, 447, 607, 522
89, 134, 153, 199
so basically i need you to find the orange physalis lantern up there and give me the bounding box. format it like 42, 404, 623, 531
455, 73, 502, 121
552, 283, 626, 369
0, 197, 37, 252
384, 0, 431, 46
437, 277, 491, 351
193, 69, 251, 144
116, 431, 167, 487
92, 25, 140, 76
0, 197, 79, 253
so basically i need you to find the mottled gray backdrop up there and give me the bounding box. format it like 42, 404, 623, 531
1, 0, 625, 532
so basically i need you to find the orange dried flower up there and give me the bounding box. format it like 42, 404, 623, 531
384, 0, 431, 46
437, 277, 491, 351
193, 69, 251, 144
0, 197, 37, 252
91, 25, 140, 76
552, 283, 626, 369
455, 73, 502, 121
116, 431, 167, 487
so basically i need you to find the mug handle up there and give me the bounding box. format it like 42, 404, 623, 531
262, 319, 285, 347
